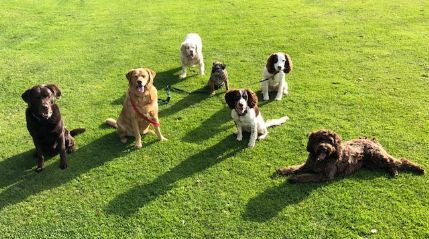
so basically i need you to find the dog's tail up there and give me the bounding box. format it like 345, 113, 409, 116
399, 158, 425, 175
265, 116, 289, 128
70, 128, 86, 137
105, 118, 117, 128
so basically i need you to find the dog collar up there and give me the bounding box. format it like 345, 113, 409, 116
31, 112, 45, 122
128, 91, 160, 127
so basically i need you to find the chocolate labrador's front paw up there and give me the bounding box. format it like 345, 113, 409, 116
59, 162, 68, 170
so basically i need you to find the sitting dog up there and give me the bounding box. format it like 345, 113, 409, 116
277, 129, 425, 183
180, 33, 205, 79
225, 89, 289, 148
22, 84, 85, 172
207, 61, 229, 95
261, 52, 293, 101
106, 68, 166, 148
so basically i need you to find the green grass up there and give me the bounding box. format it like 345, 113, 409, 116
1, 0, 428, 238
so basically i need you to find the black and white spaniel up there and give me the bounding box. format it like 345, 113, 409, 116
261, 52, 293, 101
225, 89, 289, 148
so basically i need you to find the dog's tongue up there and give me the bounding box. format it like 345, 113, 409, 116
138, 86, 144, 93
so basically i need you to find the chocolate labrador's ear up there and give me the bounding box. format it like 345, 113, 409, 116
46, 84, 61, 98
21, 88, 31, 103
245, 89, 258, 108
224, 90, 238, 109
266, 53, 278, 74
283, 53, 293, 74
126, 69, 135, 82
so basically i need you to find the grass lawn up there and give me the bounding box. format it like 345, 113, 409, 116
1, 0, 428, 238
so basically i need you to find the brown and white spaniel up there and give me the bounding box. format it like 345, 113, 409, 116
225, 89, 289, 148
261, 52, 293, 101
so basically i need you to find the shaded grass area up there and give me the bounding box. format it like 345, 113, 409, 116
0, 0, 428, 238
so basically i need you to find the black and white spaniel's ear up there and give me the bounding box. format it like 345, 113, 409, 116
283, 53, 293, 74
221, 63, 226, 70
266, 53, 278, 74
46, 84, 62, 99
245, 89, 258, 108
224, 90, 238, 109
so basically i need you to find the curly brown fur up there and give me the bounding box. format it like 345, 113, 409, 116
207, 61, 229, 95
22, 84, 85, 172
277, 129, 424, 183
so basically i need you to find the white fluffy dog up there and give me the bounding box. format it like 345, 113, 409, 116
225, 89, 289, 148
180, 33, 205, 79
261, 52, 293, 101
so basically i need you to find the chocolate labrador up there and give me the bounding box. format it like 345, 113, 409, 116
22, 84, 85, 172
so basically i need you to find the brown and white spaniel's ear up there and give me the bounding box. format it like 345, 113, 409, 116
245, 89, 258, 108
283, 53, 293, 74
46, 84, 61, 98
146, 68, 156, 84
126, 69, 135, 82
224, 90, 238, 109
21, 88, 32, 103
266, 53, 278, 74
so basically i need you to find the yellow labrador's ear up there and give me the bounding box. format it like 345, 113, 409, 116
46, 84, 62, 98
284, 53, 293, 73
126, 69, 135, 82
266, 53, 277, 74
146, 68, 156, 83
21, 88, 32, 103
245, 89, 258, 108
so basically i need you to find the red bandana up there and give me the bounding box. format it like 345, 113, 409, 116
128, 92, 160, 127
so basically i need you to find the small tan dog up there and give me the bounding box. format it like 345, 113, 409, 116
106, 68, 166, 148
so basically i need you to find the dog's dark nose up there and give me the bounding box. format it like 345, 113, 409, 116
137, 80, 142, 85
238, 103, 243, 107
190, 51, 194, 55
42, 105, 49, 111
277, 66, 282, 70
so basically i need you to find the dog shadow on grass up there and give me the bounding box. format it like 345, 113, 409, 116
0, 132, 130, 210
181, 107, 231, 143
105, 134, 245, 217
242, 171, 387, 222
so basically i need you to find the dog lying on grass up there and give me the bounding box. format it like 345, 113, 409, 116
22, 84, 85, 172
277, 129, 424, 183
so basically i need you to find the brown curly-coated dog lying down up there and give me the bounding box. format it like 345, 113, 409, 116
277, 130, 424, 183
